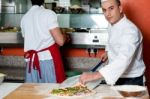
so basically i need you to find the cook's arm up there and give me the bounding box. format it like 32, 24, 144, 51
50, 27, 65, 46
80, 71, 103, 84
99, 29, 141, 85
47, 11, 66, 46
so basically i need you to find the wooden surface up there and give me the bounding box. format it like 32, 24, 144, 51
4, 83, 59, 99
4, 83, 149, 99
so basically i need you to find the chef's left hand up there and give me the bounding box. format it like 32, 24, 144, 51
79, 71, 102, 84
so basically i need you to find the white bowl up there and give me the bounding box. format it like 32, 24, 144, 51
0, 73, 6, 84
111, 85, 146, 97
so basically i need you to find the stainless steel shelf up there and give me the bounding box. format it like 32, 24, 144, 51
0, 32, 23, 47
0, 32, 106, 48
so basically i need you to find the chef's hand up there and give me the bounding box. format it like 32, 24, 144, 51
79, 71, 102, 84
100, 52, 108, 62
64, 33, 71, 43
61, 28, 71, 43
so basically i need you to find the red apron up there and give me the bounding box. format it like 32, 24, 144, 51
24, 43, 66, 83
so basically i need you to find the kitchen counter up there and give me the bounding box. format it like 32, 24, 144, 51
1, 83, 149, 99
0, 32, 105, 49
0, 32, 23, 48
0, 83, 22, 99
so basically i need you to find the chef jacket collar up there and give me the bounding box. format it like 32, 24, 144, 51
110, 15, 127, 28
30, 5, 44, 11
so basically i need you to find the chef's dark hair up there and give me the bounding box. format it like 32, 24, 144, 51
115, 0, 121, 6
31, 0, 44, 6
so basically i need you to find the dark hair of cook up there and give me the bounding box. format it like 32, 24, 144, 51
31, 0, 44, 6
116, 0, 121, 6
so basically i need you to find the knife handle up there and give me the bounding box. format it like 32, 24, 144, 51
91, 61, 103, 72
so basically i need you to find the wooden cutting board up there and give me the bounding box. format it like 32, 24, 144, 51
4, 83, 122, 99
4, 83, 149, 99
4, 83, 59, 99
4, 83, 121, 99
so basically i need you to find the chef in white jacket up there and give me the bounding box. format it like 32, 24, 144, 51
80, 0, 146, 85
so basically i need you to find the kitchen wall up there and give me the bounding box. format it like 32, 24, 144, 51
121, 0, 150, 92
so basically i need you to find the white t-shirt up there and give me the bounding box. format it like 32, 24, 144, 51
21, 5, 59, 60
99, 16, 145, 85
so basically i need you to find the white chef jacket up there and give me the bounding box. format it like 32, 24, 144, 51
99, 16, 145, 85
21, 5, 59, 60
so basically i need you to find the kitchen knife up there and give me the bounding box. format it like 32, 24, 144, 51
60, 60, 104, 89
91, 60, 103, 72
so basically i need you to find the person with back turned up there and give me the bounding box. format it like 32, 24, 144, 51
21, 0, 66, 83
80, 0, 146, 86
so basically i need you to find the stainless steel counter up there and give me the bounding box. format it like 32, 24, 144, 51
0, 32, 106, 48
0, 32, 23, 47
68, 32, 108, 46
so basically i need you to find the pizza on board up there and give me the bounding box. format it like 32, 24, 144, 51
50, 84, 95, 97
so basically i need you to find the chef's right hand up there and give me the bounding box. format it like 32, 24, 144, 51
79, 72, 101, 85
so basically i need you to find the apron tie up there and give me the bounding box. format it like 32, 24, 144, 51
24, 43, 66, 83
24, 50, 41, 78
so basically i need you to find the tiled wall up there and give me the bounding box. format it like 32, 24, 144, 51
0, 55, 25, 80
0, 55, 106, 80
64, 57, 106, 71
0, 55, 25, 67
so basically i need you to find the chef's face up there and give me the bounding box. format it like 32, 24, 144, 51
101, 0, 123, 25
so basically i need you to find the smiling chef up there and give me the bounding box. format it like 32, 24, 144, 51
80, 0, 146, 86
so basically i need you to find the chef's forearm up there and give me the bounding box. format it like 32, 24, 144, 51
95, 71, 103, 80
50, 27, 65, 46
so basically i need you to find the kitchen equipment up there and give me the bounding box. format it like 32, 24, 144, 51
54, 6, 65, 13
69, 5, 82, 13
67, 30, 108, 46
15, 0, 27, 13
1, 0, 15, 13
111, 85, 147, 97
44, 2, 56, 11
60, 61, 103, 90
1, 0, 27, 13
69, 7, 82, 13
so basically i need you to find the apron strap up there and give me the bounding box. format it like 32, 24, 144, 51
24, 50, 42, 78
24, 43, 66, 83
46, 43, 66, 83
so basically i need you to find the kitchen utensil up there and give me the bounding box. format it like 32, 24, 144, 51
69, 7, 82, 13
54, 6, 65, 13
60, 61, 104, 89
69, 5, 82, 13
91, 60, 103, 72
111, 85, 147, 97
